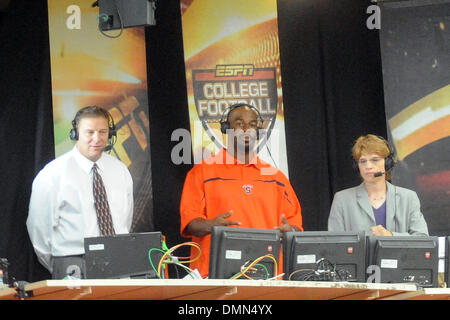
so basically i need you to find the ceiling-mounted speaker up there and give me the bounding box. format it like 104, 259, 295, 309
98, 0, 156, 31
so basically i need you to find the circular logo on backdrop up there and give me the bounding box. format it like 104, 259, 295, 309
192, 64, 279, 150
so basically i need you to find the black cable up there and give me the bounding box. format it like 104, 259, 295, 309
257, 124, 279, 170
290, 258, 353, 282
168, 263, 180, 279
265, 138, 278, 169
98, 0, 124, 39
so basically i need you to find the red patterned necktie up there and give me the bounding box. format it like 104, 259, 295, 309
92, 163, 115, 236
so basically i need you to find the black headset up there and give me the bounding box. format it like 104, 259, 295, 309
352, 135, 396, 173
219, 103, 264, 139
377, 135, 396, 172
69, 106, 117, 151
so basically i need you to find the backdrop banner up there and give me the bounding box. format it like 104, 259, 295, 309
379, 1, 450, 236
47, 0, 154, 232
180, 0, 290, 176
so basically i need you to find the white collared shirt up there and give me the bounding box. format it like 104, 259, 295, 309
27, 146, 133, 272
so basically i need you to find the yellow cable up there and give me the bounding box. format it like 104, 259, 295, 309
157, 241, 202, 278
231, 254, 278, 280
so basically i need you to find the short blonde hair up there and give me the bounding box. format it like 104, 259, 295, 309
352, 134, 391, 161
352, 134, 393, 180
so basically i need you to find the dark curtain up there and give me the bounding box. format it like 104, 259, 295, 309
145, 0, 191, 254
278, 0, 387, 232
0, 0, 53, 282
0, 0, 386, 283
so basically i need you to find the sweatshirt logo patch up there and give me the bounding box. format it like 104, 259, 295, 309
242, 184, 254, 194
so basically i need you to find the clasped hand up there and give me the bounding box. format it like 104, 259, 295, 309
370, 225, 393, 236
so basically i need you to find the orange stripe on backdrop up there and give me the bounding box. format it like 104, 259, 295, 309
394, 115, 450, 160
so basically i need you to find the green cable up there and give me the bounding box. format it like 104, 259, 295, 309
148, 241, 172, 279
148, 248, 167, 279
254, 263, 270, 279
162, 241, 170, 251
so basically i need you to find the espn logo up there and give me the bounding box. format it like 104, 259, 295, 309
215, 64, 254, 77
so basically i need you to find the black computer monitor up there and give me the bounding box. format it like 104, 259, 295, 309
370, 236, 439, 288
84, 232, 164, 279
208, 226, 281, 280
282, 231, 367, 282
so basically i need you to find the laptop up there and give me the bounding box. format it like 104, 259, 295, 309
84, 232, 163, 279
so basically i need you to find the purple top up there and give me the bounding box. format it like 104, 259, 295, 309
372, 201, 387, 228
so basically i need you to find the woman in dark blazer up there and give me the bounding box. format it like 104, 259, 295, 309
328, 134, 429, 236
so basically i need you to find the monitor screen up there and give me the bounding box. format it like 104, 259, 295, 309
282, 231, 367, 282
371, 236, 439, 288
208, 226, 281, 280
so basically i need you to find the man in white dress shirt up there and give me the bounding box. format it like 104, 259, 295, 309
27, 106, 133, 279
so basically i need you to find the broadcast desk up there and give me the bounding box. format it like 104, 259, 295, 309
0, 279, 448, 300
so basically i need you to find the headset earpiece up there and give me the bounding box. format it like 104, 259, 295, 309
220, 119, 230, 134
377, 135, 396, 172
69, 119, 78, 141
108, 120, 116, 140
384, 153, 395, 172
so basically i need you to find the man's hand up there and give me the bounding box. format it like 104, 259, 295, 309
276, 214, 300, 233
212, 211, 241, 228
186, 211, 241, 237
371, 225, 393, 236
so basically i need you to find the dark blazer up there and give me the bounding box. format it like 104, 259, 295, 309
328, 182, 429, 236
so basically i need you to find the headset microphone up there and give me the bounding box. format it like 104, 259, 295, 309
103, 145, 113, 152
373, 172, 384, 177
